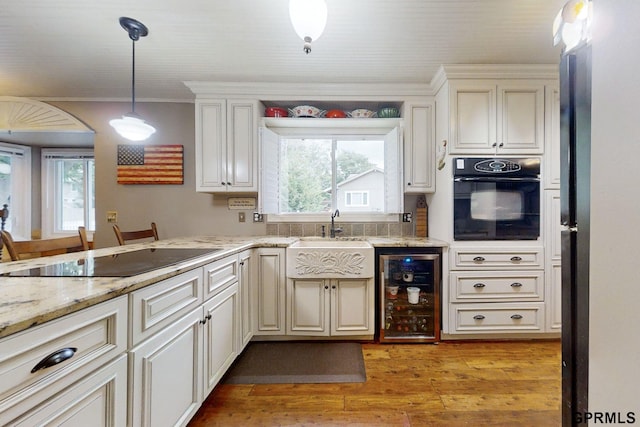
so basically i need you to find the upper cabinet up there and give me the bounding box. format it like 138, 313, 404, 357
544, 84, 561, 188
195, 99, 259, 193
404, 101, 435, 193
448, 80, 545, 155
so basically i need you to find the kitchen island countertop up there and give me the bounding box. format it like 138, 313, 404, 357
0, 235, 447, 339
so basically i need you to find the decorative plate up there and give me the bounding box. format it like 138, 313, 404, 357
348, 109, 377, 118
288, 105, 326, 118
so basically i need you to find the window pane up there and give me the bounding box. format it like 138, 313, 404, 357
87, 160, 96, 231
279, 138, 332, 213
0, 153, 11, 210
59, 159, 86, 231
336, 139, 384, 213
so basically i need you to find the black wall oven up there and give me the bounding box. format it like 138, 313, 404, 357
453, 157, 541, 241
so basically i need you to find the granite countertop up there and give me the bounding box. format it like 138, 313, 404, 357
0, 235, 447, 339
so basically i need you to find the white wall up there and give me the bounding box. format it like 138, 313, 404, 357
589, 0, 640, 414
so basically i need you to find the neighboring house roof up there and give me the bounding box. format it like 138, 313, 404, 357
323, 167, 384, 193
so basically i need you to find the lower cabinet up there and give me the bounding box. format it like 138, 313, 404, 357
129, 307, 204, 427
203, 282, 239, 395
0, 296, 128, 426
287, 278, 375, 337
8, 355, 128, 427
253, 247, 286, 335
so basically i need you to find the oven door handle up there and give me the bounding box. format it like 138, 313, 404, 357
453, 177, 540, 183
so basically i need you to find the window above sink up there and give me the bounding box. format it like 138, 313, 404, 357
259, 120, 403, 223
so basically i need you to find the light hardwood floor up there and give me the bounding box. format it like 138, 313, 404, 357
188, 340, 561, 427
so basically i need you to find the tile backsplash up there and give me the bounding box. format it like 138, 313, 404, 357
266, 222, 414, 238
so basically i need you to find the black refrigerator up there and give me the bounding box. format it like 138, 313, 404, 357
559, 44, 591, 425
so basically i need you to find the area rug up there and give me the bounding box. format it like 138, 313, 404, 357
223, 342, 366, 384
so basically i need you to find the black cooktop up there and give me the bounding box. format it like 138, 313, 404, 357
3, 248, 220, 277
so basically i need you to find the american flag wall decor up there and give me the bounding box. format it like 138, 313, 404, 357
117, 144, 184, 185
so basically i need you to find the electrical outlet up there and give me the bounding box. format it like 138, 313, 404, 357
238, 212, 246, 222
402, 212, 413, 223
253, 212, 264, 222
106, 211, 118, 223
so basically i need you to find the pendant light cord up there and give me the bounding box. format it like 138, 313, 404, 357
131, 39, 136, 114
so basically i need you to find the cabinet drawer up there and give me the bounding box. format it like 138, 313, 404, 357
451, 247, 543, 269
0, 296, 127, 414
450, 271, 544, 302
130, 268, 203, 346
203, 255, 238, 301
452, 303, 544, 333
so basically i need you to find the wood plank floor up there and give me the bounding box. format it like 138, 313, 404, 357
188, 340, 561, 427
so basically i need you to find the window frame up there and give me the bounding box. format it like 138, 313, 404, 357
0, 142, 32, 240
41, 148, 95, 238
259, 120, 403, 223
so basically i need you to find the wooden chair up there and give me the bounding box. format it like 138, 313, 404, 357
0, 204, 8, 231
113, 222, 159, 245
1, 227, 90, 261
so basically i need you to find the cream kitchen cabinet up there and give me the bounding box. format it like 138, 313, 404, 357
0, 296, 128, 426
286, 278, 375, 337
544, 84, 561, 189
238, 249, 253, 349
129, 252, 244, 427
448, 80, 545, 154
447, 246, 546, 335
545, 190, 562, 331
129, 307, 204, 427
403, 101, 435, 192
195, 98, 259, 192
253, 247, 286, 335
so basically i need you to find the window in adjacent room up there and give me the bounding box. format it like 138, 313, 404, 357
260, 125, 402, 221
42, 149, 95, 237
0, 143, 31, 239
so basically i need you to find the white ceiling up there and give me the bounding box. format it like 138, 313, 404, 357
1, 0, 565, 102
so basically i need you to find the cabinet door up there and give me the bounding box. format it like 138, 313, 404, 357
449, 81, 497, 153
404, 101, 435, 192
547, 262, 562, 331
331, 279, 375, 336
544, 84, 561, 188
203, 283, 239, 395
129, 308, 203, 427
253, 248, 286, 335
226, 100, 258, 191
195, 99, 227, 191
497, 82, 545, 153
238, 250, 253, 349
287, 279, 329, 336
8, 355, 127, 427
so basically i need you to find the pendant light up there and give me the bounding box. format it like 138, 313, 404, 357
109, 17, 156, 141
289, 0, 328, 54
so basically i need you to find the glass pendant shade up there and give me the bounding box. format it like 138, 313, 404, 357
289, 0, 327, 53
109, 17, 156, 141
109, 113, 156, 141
552, 0, 592, 52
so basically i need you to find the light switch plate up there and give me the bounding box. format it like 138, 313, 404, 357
106, 211, 118, 223
238, 212, 246, 222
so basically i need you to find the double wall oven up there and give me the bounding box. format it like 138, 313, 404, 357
453, 157, 541, 241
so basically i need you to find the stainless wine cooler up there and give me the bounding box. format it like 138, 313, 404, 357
378, 249, 441, 343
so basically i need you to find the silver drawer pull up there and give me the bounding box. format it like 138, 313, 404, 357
473, 283, 486, 288
510, 314, 523, 320
473, 314, 485, 320
31, 347, 78, 373
510, 282, 523, 288
510, 256, 523, 262
473, 256, 485, 262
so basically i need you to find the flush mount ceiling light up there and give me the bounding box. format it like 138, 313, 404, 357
109, 17, 156, 141
552, 0, 593, 52
289, 0, 327, 54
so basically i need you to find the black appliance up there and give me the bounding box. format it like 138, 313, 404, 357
453, 157, 541, 240
376, 247, 441, 343
560, 44, 591, 425
3, 248, 220, 277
